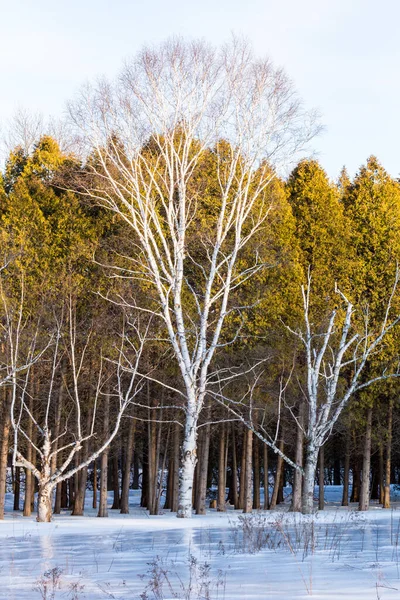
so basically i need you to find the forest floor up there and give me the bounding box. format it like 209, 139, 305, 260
2, 488, 400, 599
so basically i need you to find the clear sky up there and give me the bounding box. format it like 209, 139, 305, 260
1, 0, 399, 180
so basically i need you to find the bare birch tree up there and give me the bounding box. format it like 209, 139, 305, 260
285, 271, 400, 513
2, 108, 75, 162
0, 266, 52, 520
69, 37, 317, 517
211, 270, 400, 514
3, 109, 44, 157
9, 297, 147, 522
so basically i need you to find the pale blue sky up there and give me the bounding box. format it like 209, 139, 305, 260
1, 0, 399, 179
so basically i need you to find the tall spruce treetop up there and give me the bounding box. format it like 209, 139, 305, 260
342, 156, 400, 412
287, 159, 354, 308
343, 156, 400, 311
2, 136, 100, 293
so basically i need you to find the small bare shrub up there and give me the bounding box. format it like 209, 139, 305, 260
33, 567, 85, 599
139, 554, 226, 599
33, 567, 63, 600
231, 513, 280, 554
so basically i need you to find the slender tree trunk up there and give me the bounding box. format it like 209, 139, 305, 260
98, 392, 110, 518
231, 425, 238, 509
0, 389, 11, 520
133, 452, 140, 490
51, 377, 64, 514
193, 432, 201, 511
263, 443, 269, 510
13, 467, 20, 511
172, 421, 180, 512
164, 455, 173, 510
23, 397, 34, 516
92, 459, 97, 509
351, 459, 361, 502
270, 436, 285, 510
72, 451, 89, 515
196, 421, 210, 515
147, 414, 155, 513
379, 445, 384, 504
150, 419, 162, 515
155, 425, 170, 514
224, 427, 229, 502
359, 408, 372, 512
290, 403, 304, 512
68, 475, 75, 509
30, 419, 38, 512
277, 459, 284, 504
72, 410, 91, 516
54, 481, 62, 514
370, 454, 379, 500
147, 397, 162, 515
73, 452, 80, 511
342, 435, 350, 507
164, 427, 177, 510
120, 418, 136, 514
98, 451, 109, 517
243, 427, 253, 513
318, 446, 324, 511
238, 429, 246, 510
217, 424, 226, 512
192, 462, 198, 510
333, 450, 341, 486
147, 387, 163, 515
111, 451, 120, 510
11, 462, 14, 498
61, 480, 68, 509
154, 418, 162, 513
24, 470, 33, 515
253, 438, 260, 509
140, 447, 148, 508
350, 427, 361, 503
383, 400, 393, 508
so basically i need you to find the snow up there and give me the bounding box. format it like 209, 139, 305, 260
2, 488, 400, 599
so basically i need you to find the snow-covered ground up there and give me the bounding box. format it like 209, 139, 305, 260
2, 488, 400, 599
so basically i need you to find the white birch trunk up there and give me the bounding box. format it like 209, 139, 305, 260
177, 407, 198, 518
302, 442, 318, 515
36, 429, 54, 522
37, 484, 53, 523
